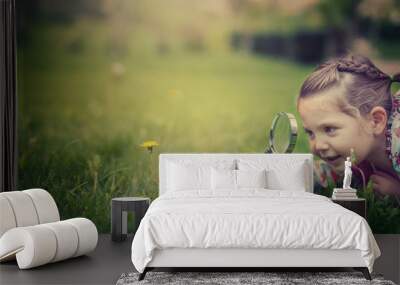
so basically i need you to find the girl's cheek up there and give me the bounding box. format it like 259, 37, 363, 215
327, 137, 342, 148
309, 142, 318, 155
308, 139, 313, 149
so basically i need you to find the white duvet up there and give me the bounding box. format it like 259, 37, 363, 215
131, 190, 380, 273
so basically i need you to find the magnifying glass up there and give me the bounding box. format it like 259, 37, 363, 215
264, 112, 298, 153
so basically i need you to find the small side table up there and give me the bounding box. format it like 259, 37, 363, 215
111, 197, 150, 242
331, 198, 367, 220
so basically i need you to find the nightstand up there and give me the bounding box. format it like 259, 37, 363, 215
111, 197, 150, 242
331, 198, 367, 219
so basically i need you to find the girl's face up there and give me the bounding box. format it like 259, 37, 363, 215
298, 88, 377, 172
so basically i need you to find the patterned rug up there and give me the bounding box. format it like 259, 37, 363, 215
116, 271, 396, 285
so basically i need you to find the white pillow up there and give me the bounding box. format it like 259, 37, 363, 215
211, 168, 268, 190
238, 159, 308, 191
211, 168, 236, 190
165, 159, 236, 193
236, 169, 267, 189
266, 166, 306, 191
167, 162, 211, 191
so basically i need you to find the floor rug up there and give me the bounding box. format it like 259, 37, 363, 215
116, 271, 396, 285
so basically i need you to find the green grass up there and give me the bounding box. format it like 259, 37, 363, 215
17, 3, 400, 233
18, 18, 312, 232
316, 171, 400, 234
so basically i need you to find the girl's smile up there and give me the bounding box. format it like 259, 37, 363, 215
322, 155, 342, 164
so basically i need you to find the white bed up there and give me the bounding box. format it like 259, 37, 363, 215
131, 154, 380, 280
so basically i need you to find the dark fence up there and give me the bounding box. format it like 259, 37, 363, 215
232, 29, 349, 64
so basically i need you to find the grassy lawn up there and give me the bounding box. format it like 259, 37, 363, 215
17, 17, 313, 232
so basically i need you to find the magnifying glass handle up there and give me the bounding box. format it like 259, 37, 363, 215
264, 146, 272, 154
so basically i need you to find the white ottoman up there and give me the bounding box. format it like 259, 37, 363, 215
0, 189, 98, 269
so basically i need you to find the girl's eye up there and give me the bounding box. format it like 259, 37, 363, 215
324, 126, 337, 135
305, 130, 314, 139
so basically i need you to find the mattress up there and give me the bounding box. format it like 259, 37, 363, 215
131, 190, 380, 273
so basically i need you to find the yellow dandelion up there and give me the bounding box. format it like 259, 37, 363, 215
139, 140, 159, 153
168, 89, 183, 97
111, 62, 125, 79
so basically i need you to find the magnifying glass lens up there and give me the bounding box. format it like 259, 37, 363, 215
266, 112, 297, 154
271, 115, 291, 153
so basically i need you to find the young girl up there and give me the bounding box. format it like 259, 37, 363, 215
297, 54, 400, 204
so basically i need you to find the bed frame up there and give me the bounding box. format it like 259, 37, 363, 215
139, 154, 371, 280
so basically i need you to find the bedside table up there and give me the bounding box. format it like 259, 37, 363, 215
111, 197, 150, 242
331, 198, 367, 219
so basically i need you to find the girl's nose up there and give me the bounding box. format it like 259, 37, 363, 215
313, 138, 329, 152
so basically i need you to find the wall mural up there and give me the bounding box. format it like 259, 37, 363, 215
17, 0, 400, 233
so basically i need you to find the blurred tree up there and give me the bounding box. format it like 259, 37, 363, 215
316, 0, 361, 29
358, 0, 400, 41
358, 0, 400, 23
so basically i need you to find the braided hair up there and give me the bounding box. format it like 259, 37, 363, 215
299, 54, 400, 117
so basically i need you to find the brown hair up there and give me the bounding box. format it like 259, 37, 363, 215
298, 54, 400, 117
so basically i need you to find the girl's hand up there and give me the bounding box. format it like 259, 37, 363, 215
370, 170, 400, 198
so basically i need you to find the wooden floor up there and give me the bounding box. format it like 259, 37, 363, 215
1, 234, 398, 284
0, 234, 134, 285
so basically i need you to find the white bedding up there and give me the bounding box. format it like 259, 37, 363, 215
131, 190, 380, 273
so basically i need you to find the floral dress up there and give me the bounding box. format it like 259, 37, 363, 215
386, 92, 400, 174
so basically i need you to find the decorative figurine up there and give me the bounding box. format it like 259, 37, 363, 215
343, 157, 352, 189
332, 156, 357, 199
